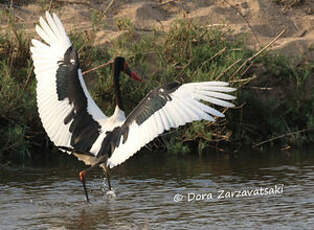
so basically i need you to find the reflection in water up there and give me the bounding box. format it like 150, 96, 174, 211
0, 148, 314, 229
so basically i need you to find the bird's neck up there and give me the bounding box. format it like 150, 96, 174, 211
113, 69, 124, 111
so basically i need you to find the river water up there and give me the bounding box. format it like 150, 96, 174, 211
0, 148, 313, 230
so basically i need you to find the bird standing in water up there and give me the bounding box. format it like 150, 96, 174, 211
31, 12, 236, 202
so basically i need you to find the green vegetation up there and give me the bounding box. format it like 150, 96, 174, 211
232, 53, 314, 150
0, 10, 313, 163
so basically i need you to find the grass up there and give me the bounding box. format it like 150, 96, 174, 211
0, 9, 313, 163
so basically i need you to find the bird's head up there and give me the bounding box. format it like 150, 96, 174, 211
113, 57, 142, 82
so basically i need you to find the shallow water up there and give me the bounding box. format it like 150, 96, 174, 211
1, 148, 314, 230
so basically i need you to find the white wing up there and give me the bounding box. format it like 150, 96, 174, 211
30, 12, 108, 152
106, 81, 236, 168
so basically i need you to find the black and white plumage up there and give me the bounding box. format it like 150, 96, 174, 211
31, 12, 236, 200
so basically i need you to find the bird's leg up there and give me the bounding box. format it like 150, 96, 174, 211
57, 146, 110, 202
79, 170, 89, 202
103, 164, 112, 191
78, 156, 107, 202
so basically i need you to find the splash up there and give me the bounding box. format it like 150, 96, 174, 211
106, 190, 116, 199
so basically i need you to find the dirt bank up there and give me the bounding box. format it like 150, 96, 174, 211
1, 0, 314, 62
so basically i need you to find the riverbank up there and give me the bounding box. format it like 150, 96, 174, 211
0, 1, 313, 163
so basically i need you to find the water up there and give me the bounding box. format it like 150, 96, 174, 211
1, 148, 314, 230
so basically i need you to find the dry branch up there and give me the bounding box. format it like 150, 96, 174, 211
159, 0, 178, 6
253, 128, 314, 148
216, 58, 241, 80
208, 47, 226, 62
23, 66, 34, 90
82, 60, 113, 75
230, 28, 286, 79
55, 0, 89, 4
104, 0, 115, 14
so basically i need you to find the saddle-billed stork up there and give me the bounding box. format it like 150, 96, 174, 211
30, 12, 236, 202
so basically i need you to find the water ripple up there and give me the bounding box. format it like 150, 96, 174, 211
0, 149, 313, 229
